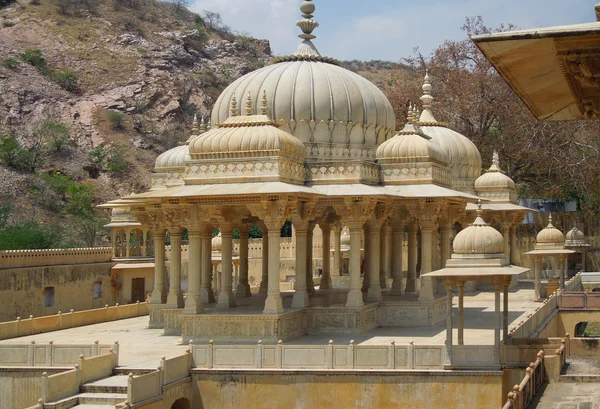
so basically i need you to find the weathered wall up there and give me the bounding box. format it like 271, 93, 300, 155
0, 263, 114, 322
558, 310, 600, 337
0, 367, 65, 409
192, 371, 504, 409
114, 266, 154, 304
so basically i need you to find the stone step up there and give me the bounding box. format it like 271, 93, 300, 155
114, 367, 156, 376
77, 392, 128, 405
559, 374, 600, 383
81, 375, 128, 393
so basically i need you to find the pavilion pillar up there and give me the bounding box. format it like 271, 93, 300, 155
213, 264, 219, 294
217, 224, 236, 309
502, 223, 511, 260
184, 226, 203, 315
366, 222, 382, 302
320, 224, 332, 289
379, 223, 388, 289
362, 225, 371, 293
346, 223, 365, 308
125, 228, 131, 258
405, 222, 418, 293
200, 228, 215, 304
440, 221, 452, 268
390, 221, 404, 295
510, 226, 518, 265
534, 255, 542, 300
264, 220, 284, 314
307, 224, 315, 293
332, 223, 342, 276
259, 223, 269, 295
458, 281, 464, 345
503, 281, 509, 341
292, 227, 310, 308
236, 226, 251, 297
151, 229, 167, 304
559, 254, 567, 290
493, 279, 502, 364
141, 228, 148, 257
166, 228, 184, 309
418, 221, 435, 301
111, 229, 117, 258
444, 279, 454, 362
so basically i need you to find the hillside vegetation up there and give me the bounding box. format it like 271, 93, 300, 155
0, 0, 271, 248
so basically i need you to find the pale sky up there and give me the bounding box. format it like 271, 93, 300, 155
190, 0, 594, 61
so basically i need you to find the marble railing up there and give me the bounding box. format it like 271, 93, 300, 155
559, 291, 600, 309
501, 351, 546, 409
191, 341, 446, 370
0, 341, 119, 367
0, 302, 148, 341
0, 247, 112, 269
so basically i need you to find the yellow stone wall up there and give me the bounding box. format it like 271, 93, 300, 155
0, 368, 65, 409
0, 263, 114, 322
193, 371, 504, 409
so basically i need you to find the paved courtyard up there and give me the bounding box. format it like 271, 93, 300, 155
0, 284, 541, 368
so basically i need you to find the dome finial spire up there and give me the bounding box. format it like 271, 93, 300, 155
407, 102, 414, 123
230, 94, 238, 117
261, 90, 268, 115
487, 150, 502, 173
245, 91, 253, 115
199, 116, 206, 134
297, 1, 318, 40
192, 114, 199, 135
419, 69, 437, 123
548, 213, 554, 227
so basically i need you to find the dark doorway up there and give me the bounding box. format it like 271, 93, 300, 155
131, 278, 145, 302
171, 398, 190, 409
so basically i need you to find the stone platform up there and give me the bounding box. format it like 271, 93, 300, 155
150, 289, 447, 343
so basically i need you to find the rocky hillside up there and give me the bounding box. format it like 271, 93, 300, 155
0, 0, 271, 247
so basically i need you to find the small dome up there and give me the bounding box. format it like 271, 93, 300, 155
190, 93, 305, 161
417, 73, 482, 192
154, 144, 190, 170
536, 215, 565, 248
475, 151, 516, 190
212, 233, 222, 252
453, 203, 504, 254
376, 122, 448, 165
565, 223, 586, 246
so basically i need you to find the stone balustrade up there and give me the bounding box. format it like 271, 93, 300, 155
501, 351, 546, 409
191, 341, 446, 370
0, 341, 119, 367
0, 248, 112, 269
0, 302, 148, 341
559, 291, 600, 309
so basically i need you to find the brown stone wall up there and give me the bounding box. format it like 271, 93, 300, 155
0, 263, 114, 322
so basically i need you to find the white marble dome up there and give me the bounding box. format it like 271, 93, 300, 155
475, 152, 516, 190
453, 205, 504, 254
154, 144, 190, 170
565, 224, 586, 246
536, 215, 565, 248
210, 2, 395, 155
376, 123, 448, 165
418, 73, 482, 192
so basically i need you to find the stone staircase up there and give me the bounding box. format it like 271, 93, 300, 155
43, 375, 128, 409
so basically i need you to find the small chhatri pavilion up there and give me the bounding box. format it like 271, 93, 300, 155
101, 0, 535, 342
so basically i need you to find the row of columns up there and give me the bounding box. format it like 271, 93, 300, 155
110, 227, 151, 258
532, 254, 569, 300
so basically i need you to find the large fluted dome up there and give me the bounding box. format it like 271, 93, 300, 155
155, 144, 190, 170
453, 205, 504, 254
210, 1, 395, 162
417, 73, 482, 193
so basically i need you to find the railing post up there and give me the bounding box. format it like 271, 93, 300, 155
348, 340, 355, 369
327, 340, 334, 369
127, 373, 134, 404
48, 341, 54, 366
113, 341, 120, 364
105, 304, 109, 322
40, 372, 48, 403
207, 340, 214, 369
512, 385, 520, 409
94, 340, 100, 356
75, 363, 82, 386
58, 310, 63, 330
256, 340, 263, 369
69, 309, 74, 329
564, 333, 570, 357
189, 340, 195, 368
408, 341, 414, 370
276, 340, 283, 369
389, 341, 395, 369
79, 355, 85, 384
28, 341, 35, 366
16, 316, 21, 338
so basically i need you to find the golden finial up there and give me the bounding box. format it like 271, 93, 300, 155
230, 94, 238, 117
245, 91, 253, 115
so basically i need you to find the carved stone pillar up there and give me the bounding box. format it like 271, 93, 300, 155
418, 221, 435, 301
292, 227, 310, 308
347, 222, 364, 308
236, 225, 251, 297
366, 223, 382, 302
559, 254, 567, 290
264, 220, 284, 314
166, 228, 184, 308
259, 222, 268, 295
217, 224, 236, 309
151, 229, 167, 304
502, 223, 510, 261
361, 225, 370, 293
333, 223, 342, 277
320, 223, 332, 290
307, 223, 315, 293
510, 226, 518, 265
379, 222, 388, 290
405, 222, 418, 293
439, 220, 452, 268
458, 281, 464, 345
503, 281, 509, 341
184, 226, 203, 315
125, 228, 131, 258
493, 278, 502, 364
534, 255, 542, 300
390, 221, 404, 295
200, 227, 215, 304
444, 279, 454, 362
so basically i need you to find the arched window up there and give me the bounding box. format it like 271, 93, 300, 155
171, 398, 190, 409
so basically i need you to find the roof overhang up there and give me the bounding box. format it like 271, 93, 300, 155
472, 22, 600, 121
424, 265, 530, 279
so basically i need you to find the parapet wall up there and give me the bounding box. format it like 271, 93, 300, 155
0, 248, 112, 269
